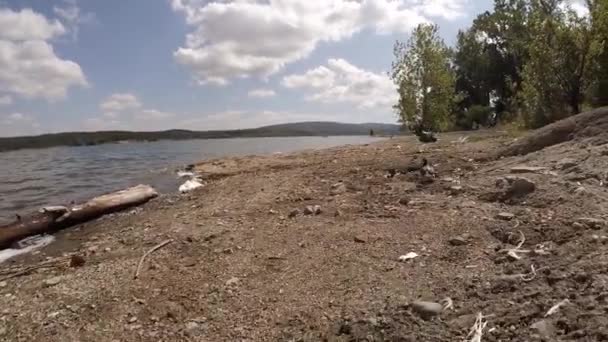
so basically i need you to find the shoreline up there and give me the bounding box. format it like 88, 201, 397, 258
1, 131, 607, 340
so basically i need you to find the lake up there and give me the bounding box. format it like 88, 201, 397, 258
0, 136, 383, 222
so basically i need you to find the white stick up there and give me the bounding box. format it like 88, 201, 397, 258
134, 239, 173, 279
545, 299, 570, 317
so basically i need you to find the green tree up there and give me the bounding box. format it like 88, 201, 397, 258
391, 24, 456, 132
521, 0, 598, 127
589, 0, 608, 106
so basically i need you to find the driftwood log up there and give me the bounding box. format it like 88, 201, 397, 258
0, 184, 158, 248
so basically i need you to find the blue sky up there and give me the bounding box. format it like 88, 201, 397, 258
0, 0, 498, 137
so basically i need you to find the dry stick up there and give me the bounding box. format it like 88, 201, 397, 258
134, 239, 173, 279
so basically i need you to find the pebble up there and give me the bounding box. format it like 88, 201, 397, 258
353, 235, 367, 243
411, 301, 443, 319
43, 276, 62, 287
69, 255, 86, 268
288, 209, 300, 218
304, 205, 322, 215
185, 321, 200, 331
448, 237, 467, 246
497, 212, 515, 221
576, 217, 606, 229
505, 176, 536, 198
0, 281, 6, 288
330, 182, 347, 195
225, 277, 240, 286
449, 185, 464, 195
127, 316, 138, 323
556, 158, 577, 170
531, 320, 556, 339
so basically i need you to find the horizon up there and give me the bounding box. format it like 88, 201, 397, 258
0, 120, 402, 139
0, 0, 581, 138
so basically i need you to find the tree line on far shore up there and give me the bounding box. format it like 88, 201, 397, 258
391, 0, 608, 132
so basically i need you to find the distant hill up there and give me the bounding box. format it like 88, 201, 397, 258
0, 122, 402, 153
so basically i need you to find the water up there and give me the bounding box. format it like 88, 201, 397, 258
0, 136, 382, 222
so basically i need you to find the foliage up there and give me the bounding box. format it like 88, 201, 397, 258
458, 105, 495, 129
391, 24, 457, 132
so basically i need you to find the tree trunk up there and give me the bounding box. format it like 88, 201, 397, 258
0, 185, 158, 248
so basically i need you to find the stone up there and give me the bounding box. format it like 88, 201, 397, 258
225, 277, 240, 286
505, 177, 536, 198
531, 320, 556, 339
449, 185, 464, 195
448, 237, 468, 246
288, 209, 300, 218
577, 217, 606, 229
497, 212, 515, 221
185, 321, 200, 331
304, 205, 322, 215
399, 197, 410, 206
330, 182, 347, 195
411, 301, 443, 319
0, 281, 6, 288
354, 235, 367, 243
69, 254, 86, 268
510, 165, 547, 174
43, 276, 61, 287
556, 158, 577, 170
127, 316, 138, 323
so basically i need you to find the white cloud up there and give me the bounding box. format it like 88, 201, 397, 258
0, 8, 87, 101
248, 88, 276, 98
559, 0, 589, 17
53, 0, 96, 40
171, 0, 466, 85
283, 58, 397, 110
135, 109, 175, 120
0, 95, 12, 105
100, 93, 142, 113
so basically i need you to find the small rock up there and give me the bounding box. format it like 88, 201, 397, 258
497, 212, 515, 221
334, 209, 343, 217
304, 205, 322, 215
411, 301, 443, 319
399, 197, 410, 206
510, 165, 547, 174
448, 237, 467, 246
449, 185, 464, 195
531, 320, 556, 339
0, 281, 6, 288
69, 254, 86, 268
576, 217, 606, 229
288, 209, 300, 218
225, 277, 240, 286
354, 235, 367, 243
505, 176, 536, 198
43, 276, 61, 287
185, 321, 199, 331
127, 316, 138, 323
330, 182, 347, 195
556, 158, 577, 170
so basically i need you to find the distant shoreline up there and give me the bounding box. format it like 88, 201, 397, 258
0, 121, 401, 153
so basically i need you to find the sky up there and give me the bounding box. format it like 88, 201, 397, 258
0, 0, 516, 137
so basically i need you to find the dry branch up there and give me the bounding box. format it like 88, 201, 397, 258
134, 239, 173, 279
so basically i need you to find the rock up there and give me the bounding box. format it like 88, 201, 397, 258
531, 320, 556, 339
556, 158, 577, 170
497, 212, 515, 221
127, 316, 138, 323
330, 182, 347, 195
69, 254, 86, 268
185, 321, 200, 331
510, 165, 547, 174
504, 176, 536, 198
411, 301, 443, 319
450, 314, 478, 331
576, 217, 606, 229
448, 237, 468, 246
354, 235, 367, 243
0, 281, 6, 288
304, 205, 322, 215
449, 185, 464, 195
399, 197, 410, 206
288, 209, 300, 218
225, 277, 240, 286
334, 209, 343, 217
43, 276, 61, 287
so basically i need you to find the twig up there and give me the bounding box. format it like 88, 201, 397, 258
520, 264, 537, 282
466, 312, 490, 342
442, 297, 454, 310
504, 230, 531, 260
545, 299, 570, 317
134, 239, 173, 279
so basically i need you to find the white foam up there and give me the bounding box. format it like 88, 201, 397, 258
0, 235, 55, 264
